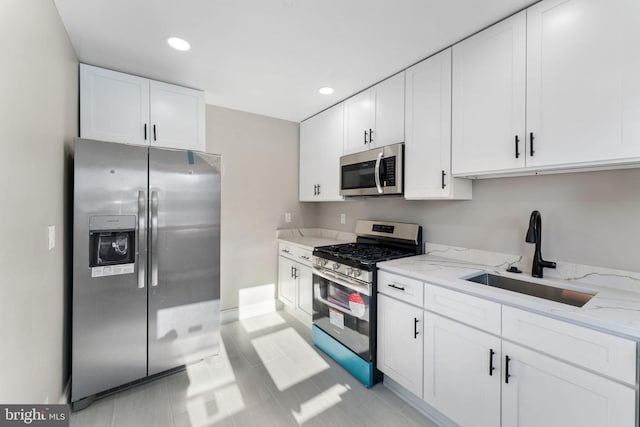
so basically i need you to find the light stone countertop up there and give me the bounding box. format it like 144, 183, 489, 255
276, 228, 356, 250
378, 243, 640, 340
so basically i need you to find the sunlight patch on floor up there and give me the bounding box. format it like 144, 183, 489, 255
185, 383, 245, 426
240, 311, 286, 334
292, 384, 350, 425
252, 327, 329, 391
185, 344, 235, 396
238, 283, 282, 334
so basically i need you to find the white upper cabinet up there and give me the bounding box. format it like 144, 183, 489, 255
343, 72, 405, 155
405, 49, 472, 200
452, 11, 527, 176
525, 0, 640, 168
299, 103, 344, 201
149, 80, 205, 151
373, 72, 406, 148
81, 64, 206, 152
80, 64, 150, 146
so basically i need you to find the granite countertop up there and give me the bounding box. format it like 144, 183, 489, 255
277, 228, 356, 250
378, 243, 640, 340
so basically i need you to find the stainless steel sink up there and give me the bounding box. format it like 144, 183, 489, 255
465, 272, 594, 307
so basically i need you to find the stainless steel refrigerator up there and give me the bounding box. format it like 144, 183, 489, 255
71, 138, 221, 409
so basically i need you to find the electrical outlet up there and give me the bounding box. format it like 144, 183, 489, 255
285, 212, 292, 223
48, 225, 55, 250
340, 213, 346, 225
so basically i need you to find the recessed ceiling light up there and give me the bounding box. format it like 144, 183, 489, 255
318, 87, 334, 95
167, 37, 190, 51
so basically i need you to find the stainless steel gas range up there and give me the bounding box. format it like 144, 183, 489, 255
311, 220, 422, 387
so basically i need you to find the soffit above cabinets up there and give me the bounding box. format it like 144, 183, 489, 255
53, 0, 535, 122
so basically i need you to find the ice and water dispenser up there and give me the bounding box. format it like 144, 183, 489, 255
88, 215, 136, 277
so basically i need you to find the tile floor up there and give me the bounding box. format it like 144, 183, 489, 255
70, 310, 437, 427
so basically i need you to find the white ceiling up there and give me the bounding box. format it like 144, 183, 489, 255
53, 0, 535, 122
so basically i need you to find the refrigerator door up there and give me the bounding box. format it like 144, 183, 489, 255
72, 139, 149, 402
148, 147, 221, 375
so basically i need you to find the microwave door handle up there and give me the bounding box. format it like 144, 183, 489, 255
374, 152, 383, 194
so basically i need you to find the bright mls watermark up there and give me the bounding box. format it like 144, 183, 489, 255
0, 405, 69, 426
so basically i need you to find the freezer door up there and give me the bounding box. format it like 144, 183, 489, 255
72, 139, 149, 402
148, 147, 221, 375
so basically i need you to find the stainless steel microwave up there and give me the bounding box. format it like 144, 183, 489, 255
340, 143, 404, 197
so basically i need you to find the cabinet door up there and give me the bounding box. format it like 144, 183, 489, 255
526, 0, 640, 167
423, 312, 501, 427
299, 103, 344, 201
452, 11, 526, 176
277, 257, 296, 307
296, 264, 313, 317
80, 64, 150, 146
372, 72, 405, 148
405, 49, 471, 200
343, 90, 373, 155
377, 294, 423, 397
502, 342, 636, 427
150, 80, 205, 152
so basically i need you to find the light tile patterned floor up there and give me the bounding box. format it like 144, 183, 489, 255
70, 310, 437, 427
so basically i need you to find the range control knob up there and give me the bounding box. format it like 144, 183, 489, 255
352, 269, 361, 278
317, 259, 327, 266
332, 263, 340, 270
346, 268, 354, 276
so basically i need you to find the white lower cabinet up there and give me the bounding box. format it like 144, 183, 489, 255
423, 312, 501, 427
296, 264, 312, 317
277, 242, 313, 326
277, 256, 297, 307
376, 269, 638, 427
502, 341, 636, 427
377, 293, 423, 397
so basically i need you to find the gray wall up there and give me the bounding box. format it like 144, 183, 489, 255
205, 105, 315, 311
314, 168, 640, 273
0, 0, 78, 403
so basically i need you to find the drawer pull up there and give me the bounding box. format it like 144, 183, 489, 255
281, 249, 290, 253
299, 255, 310, 260
388, 283, 406, 291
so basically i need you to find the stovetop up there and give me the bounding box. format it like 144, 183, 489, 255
313, 242, 419, 269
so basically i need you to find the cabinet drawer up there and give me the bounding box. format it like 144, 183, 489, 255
502, 306, 636, 385
278, 242, 313, 267
378, 271, 423, 307
424, 285, 501, 335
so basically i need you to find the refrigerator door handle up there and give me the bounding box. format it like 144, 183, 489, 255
151, 190, 159, 287
137, 191, 146, 288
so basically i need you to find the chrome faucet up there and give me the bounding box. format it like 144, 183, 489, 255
525, 210, 556, 278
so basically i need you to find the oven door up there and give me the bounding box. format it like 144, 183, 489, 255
312, 266, 372, 360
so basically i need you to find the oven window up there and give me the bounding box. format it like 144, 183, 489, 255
312, 273, 371, 360
341, 162, 376, 190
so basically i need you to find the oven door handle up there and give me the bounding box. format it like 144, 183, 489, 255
374, 151, 383, 194
313, 266, 371, 296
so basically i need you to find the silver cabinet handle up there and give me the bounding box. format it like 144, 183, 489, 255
281, 248, 290, 253
150, 190, 159, 287
137, 190, 146, 289
299, 255, 310, 260
374, 152, 383, 194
